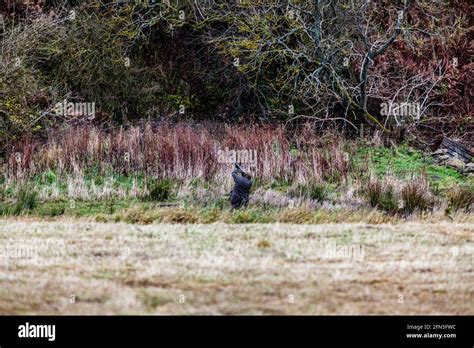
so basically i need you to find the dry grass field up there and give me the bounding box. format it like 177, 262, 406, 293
0, 219, 472, 315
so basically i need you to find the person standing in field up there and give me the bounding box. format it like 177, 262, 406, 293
230, 162, 252, 209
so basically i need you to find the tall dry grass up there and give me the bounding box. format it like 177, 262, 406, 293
3, 123, 351, 184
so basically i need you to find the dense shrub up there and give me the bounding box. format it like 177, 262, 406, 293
308, 183, 328, 202
146, 179, 175, 202
366, 180, 398, 214
279, 209, 314, 224
161, 209, 198, 224
401, 180, 434, 214
227, 208, 268, 224
1, 0, 472, 155
12, 185, 38, 215
447, 186, 473, 213
290, 182, 328, 202
118, 206, 156, 225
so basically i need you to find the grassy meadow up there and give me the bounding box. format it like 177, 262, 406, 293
0, 0, 472, 319
0, 125, 472, 315
1, 220, 472, 314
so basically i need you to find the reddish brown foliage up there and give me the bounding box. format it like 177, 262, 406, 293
3, 123, 350, 183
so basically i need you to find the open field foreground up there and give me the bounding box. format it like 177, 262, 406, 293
0, 220, 472, 315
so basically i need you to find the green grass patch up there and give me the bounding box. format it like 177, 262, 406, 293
354, 144, 470, 190
227, 207, 272, 223
145, 178, 175, 202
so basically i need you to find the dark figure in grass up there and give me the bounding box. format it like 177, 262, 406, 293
230, 162, 252, 209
